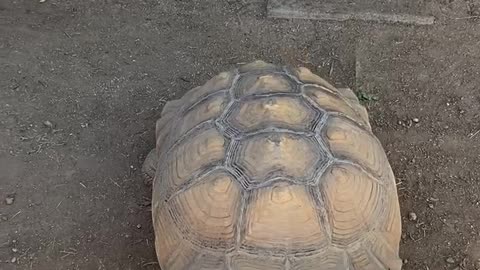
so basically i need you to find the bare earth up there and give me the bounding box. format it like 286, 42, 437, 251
1, 0, 480, 269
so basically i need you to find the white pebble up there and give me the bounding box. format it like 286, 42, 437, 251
5, 197, 14, 205
412, 118, 420, 123
408, 212, 417, 221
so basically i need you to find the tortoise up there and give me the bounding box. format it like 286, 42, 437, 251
143, 61, 402, 269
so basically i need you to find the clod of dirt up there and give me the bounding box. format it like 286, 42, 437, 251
428, 204, 434, 209
446, 257, 455, 264
5, 197, 14, 205
408, 212, 417, 221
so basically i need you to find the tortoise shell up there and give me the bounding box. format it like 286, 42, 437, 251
147, 61, 402, 269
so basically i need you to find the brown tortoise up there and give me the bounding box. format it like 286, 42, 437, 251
143, 61, 402, 269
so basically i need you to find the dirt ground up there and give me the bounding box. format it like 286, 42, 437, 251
1, 0, 480, 269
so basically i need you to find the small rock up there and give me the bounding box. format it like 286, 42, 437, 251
12, 248, 18, 253
1, 216, 8, 221
412, 117, 420, 123
43, 120, 53, 128
428, 204, 434, 209
397, 120, 403, 125
39, 0, 46, 2
446, 257, 455, 264
403, 259, 408, 264
408, 212, 417, 221
11, 257, 17, 263
136, 224, 142, 229
5, 197, 14, 205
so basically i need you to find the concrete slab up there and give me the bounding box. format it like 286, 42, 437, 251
267, 0, 435, 25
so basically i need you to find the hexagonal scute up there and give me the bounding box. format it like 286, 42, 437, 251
168, 170, 242, 249
233, 133, 326, 184
233, 73, 297, 98
303, 85, 370, 128
241, 182, 327, 252
319, 163, 385, 246
322, 116, 393, 182
226, 95, 320, 134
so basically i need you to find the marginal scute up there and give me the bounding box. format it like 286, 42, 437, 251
168, 171, 241, 248
233, 133, 324, 183
242, 182, 326, 251
153, 206, 198, 269
363, 234, 403, 270
238, 60, 280, 73
234, 73, 295, 97
347, 243, 395, 270
230, 253, 285, 270
181, 71, 234, 109
303, 85, 369, 128
288, 66, 336, 91
193, 254, 226, 269
227, 96, 318, 133
323, 116, 391, 180
289, 248, 347, 270
319, 164, 384, 246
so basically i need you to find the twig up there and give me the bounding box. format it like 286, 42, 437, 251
329, 60, 334, 77
454, 15, 480, 20
79, 182, 86, 188
469, 129, 480, 139
110, 179, 121, 188
11, 211, 22, 220
56, 200, 63, 209
143, 262, 159, 267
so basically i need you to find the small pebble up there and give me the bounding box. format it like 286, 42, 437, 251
11, 257, 17, 263
403, 259, 408, 264
12, 248, 18, 253
412, 118, 420, 123
446, 257, 455, 264
428, 204, 434, 209
136, 224, 142, 229
43, 120, 53, 128
408, 212, 417, 221
5, 197, 14, 205
39, 0, 46, 2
